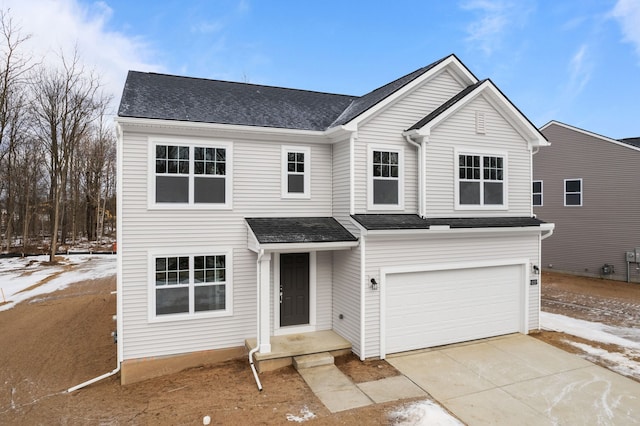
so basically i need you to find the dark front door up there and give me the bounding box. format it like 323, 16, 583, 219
280, 253, 310, 327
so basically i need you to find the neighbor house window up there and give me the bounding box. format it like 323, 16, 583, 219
368, 147, 404, 210
151, 249, 232, 320
281, 146, 310, 198
151, 139, 232, 209
564, 178, 582, 206
532, 180, 543, 206
457, 153, 506, 207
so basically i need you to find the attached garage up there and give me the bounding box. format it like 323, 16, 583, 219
382, 261, 526, 357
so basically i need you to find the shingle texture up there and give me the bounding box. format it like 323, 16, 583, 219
619, 137, 640, 148
246, 217, 357, 244
118, 55, 455, 131
351, 214, 545, 231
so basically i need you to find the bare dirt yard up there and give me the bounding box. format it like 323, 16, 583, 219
1, 270, 638, 424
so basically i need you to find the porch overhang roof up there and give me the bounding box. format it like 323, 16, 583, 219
246, 217, 358, 253
351, 214, 549, 232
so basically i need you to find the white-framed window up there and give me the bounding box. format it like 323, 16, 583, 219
368, 146, 404, 210
281, 145, 310, 198
455, 151, 507, 209
149, 138, 233, 209
532, 180, 543, 206
149, 248, 233, 322
564, 178, 582, 206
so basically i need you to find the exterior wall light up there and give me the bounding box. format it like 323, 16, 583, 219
370, 278, 378, 290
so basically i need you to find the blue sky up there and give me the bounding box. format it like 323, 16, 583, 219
3, 0, 639, 138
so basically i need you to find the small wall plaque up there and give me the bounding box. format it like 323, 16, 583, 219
530, 279, 538, 286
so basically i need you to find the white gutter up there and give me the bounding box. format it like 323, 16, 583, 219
541, 223, 555, 240
349, 132, 356, 215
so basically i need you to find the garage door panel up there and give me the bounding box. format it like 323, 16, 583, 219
386, 264, 523, 354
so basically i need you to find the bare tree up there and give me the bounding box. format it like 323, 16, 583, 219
0, 10, 33, 252
29, 50, 109, 262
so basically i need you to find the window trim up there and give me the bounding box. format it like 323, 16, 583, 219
367, 145, 405, 211
564, 178, 582, 207
281, 145, 311, 199
148, 247, 233, 323
454, 148, 508, 210
148, 137, 233, 210
532, 180, 543, 207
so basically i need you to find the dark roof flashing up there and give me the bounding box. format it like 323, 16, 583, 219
351, 214, 545, 231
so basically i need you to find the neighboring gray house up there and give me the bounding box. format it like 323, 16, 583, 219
115, 54, 553, 384
535, 121, 640, 282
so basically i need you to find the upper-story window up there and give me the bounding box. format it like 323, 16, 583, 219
368, 146, 404, 210
150, 139, 232, 209
456, 152, 506, 208
564, 178, 582, 206
532, 180, 543, 206
282, 146, 310, 198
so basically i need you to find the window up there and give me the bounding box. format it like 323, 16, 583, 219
368, 147, 404, 210
151, 250, 232, 320
532, 180, 543, 206
282, 146, 310, 198
457, 153, 506, 208
150, 139, 232, 209
564, 179, 582, 206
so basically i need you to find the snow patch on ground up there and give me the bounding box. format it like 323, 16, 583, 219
541, 311, 640, 381
389, 400, 463, 426
286, 406, 316, 422
0, 255, 116, 311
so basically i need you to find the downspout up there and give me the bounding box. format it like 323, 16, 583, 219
349, 132, 356, 215
404, 135, 424, 218
249, 249, 264, 391
359, 234, 366, 361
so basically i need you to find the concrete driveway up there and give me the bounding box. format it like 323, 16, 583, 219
387, 334, 640, 425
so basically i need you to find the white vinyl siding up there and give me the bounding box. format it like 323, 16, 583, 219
332, 246, 362, 355
354, 69, 466, 214
425, 96, 533, 217
332, 139, 352, 225
361, 232, 540, 359
120, 129, 334, 360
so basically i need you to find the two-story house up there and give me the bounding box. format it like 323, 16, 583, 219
115, 54, 553, 384
534, 121, 640, 282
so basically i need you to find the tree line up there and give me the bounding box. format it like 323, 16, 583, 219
0, 10, 116, 261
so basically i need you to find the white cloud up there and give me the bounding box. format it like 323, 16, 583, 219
610, 0, 640, 60
460, 0, 533, 55
0, 0, 162, 114
568, 43, 592, 96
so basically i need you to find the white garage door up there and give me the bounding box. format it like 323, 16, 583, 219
385, 264, 523, 355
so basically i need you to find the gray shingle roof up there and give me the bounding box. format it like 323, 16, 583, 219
246, 217, 357, 244
117, 54, 458, 131
351, 214, 545, 231
619, 137, 640, 148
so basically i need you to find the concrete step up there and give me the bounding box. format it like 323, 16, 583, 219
293, 352, 334, 370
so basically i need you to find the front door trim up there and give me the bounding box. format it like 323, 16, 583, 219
273, 251, 317, 336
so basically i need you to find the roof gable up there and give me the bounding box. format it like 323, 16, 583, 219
541, 121, 640, 153
406, 79, 549, 147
